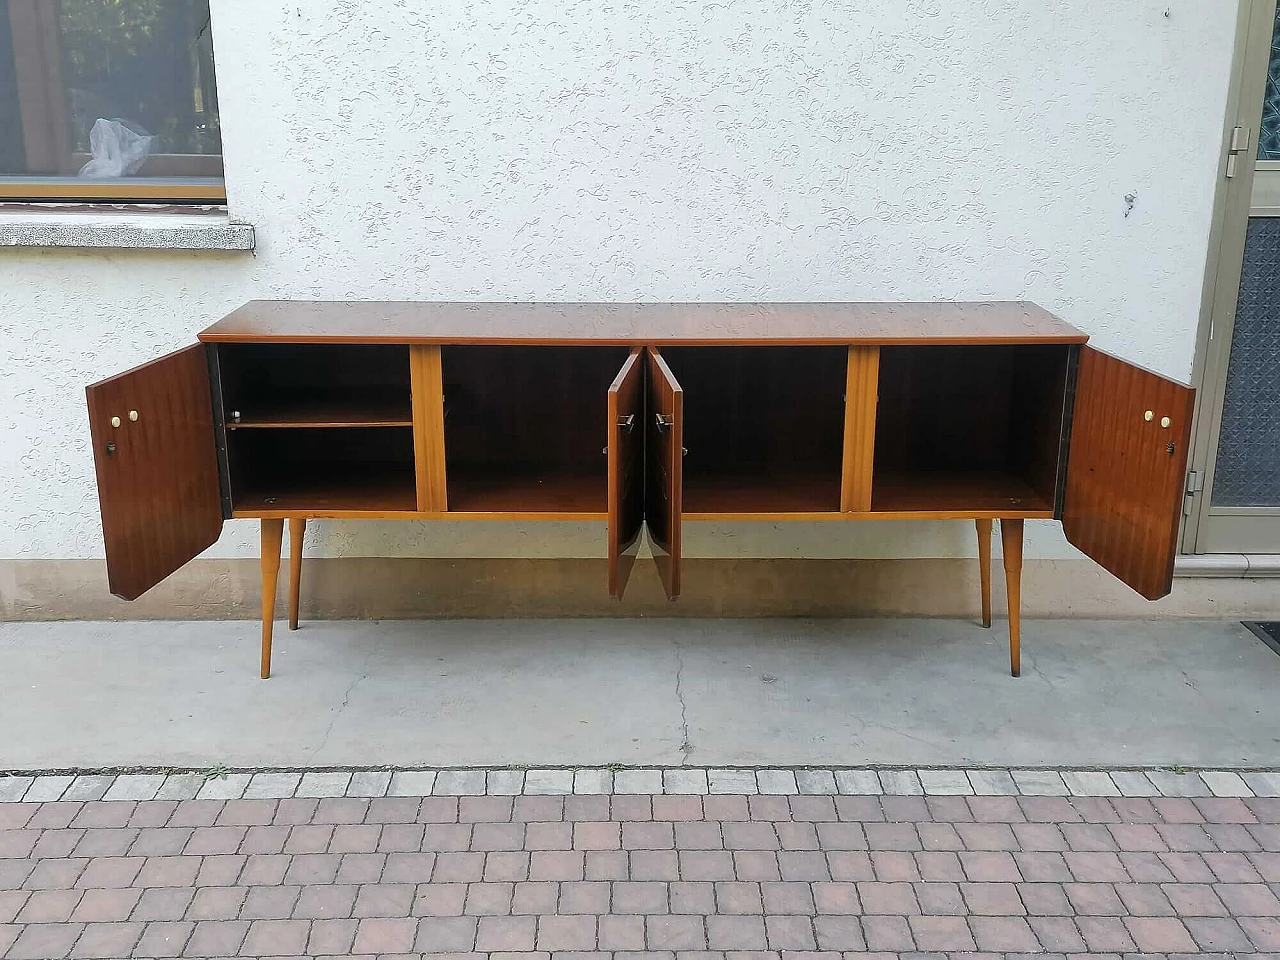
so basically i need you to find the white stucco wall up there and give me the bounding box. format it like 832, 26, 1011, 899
0, 0, 1238, 562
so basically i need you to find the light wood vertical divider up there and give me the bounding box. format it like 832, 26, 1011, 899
410, 345, 448, 512
841, 345, 880, 512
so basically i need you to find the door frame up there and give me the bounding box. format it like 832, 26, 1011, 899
1184, 0, 1280, 553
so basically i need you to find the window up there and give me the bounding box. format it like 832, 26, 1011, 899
0, 0, 222, 203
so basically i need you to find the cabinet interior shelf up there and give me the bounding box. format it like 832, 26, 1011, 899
224, 392, 412, 429
234, 463, 417, 513
871, 471, 1055, 515
446, 466, 607, 514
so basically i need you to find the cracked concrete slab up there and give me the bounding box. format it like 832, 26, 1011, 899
0, 617, 1278, 770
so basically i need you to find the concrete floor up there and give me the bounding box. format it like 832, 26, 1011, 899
0, 617, 1278, 771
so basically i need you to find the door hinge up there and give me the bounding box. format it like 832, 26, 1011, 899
1226, 125, 1250, 178
1183, 469, 1204, 515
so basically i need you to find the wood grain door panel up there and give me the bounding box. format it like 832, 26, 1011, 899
645, 348, 684, 600
608, 349, 645, 597
1063, 346, 1194, 600
86, 345, 224, 600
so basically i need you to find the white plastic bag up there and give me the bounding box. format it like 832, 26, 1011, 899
78, 118, 154, 178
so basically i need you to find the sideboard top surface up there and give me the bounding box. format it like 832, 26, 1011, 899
199, 301, 1088, 346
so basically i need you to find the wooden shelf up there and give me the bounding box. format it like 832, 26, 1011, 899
234, 463, 417, 513
682, 472, 842, 514
225, 392, 412, 429
871, 471, 1054, 515
447, 467, 607, 514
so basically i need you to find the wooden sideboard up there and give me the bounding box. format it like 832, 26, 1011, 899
86, 302, 1194, 679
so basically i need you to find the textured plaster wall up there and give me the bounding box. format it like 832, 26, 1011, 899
0, 0, 1238, 562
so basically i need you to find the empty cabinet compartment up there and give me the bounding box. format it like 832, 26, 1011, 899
872, 345, 1072, 513
215, 343, 412, 428
227, 426, 417, 512
660, 346, 847, 513
441, 345, 632, 513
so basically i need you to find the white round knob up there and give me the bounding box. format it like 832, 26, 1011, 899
1144, 410, 1153, 422
1161, 416, 1171, 428
128, 410, 138, 422
110, 416, 120, 428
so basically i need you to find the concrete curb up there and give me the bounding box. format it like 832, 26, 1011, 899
1, 766, 1277, 802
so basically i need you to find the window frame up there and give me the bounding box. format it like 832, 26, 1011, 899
0, 0, 226, 205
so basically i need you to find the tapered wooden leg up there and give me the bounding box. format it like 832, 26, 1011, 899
260, 518, 284, 679
288, 518, 306, 631
975, 518, 992, 628
1001, 518, 1024, 678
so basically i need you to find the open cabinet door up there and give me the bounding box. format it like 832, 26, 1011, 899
607, 349, 645, 597
86, 345, 224, 600
645, 348, 684, 600
1063, 346, 1194, 600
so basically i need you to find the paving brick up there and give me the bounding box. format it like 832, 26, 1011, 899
614, 770, 663, 794
1064, 851, 1128, 882
133, 887, 197, 922
24, 776, 74, 803
0, 776, 35, 802
1123, 915, 1197, 953
512, 881, 558, 915
484, 851, 531, 881
295, 883, 361, 919
61, 776, 114, 803
965, 770, 1018, 796
1113, 853, 1170, 885
761, 881, 816, 915
702, 795, 748, 821
763, 913, 816, 949
595, 913, 644, 950
414, 915, 478, 951
1016, 881, 1071, 916
707, 913, 767, 949
908, 914, 976, 951
133, 920, 194, 957
1185, 915, 1254, 952
18, 888, 82, 923
346, 770, 392, 798
679, 850, 735, 880
525, 770, 574, 796
537, 914, 596, 950
353, 915, 419, 952
961, 880, 1025, 915
464, 881, 515, 915
529, 850, 584, 881
306, 917, 358, 955
861, 914, 912, 951
877, 771, 923, 796
194, 773, 250, 801
969, 915, 1038, 952
918, 770, 972, 796
1076, 915, 1136, 951
665, 769, 709, 795
668, 880, 715, 914
1011, 771, 1068, 796
912, 880, 965, 915
70, 886, 141, 922
559, 880, 610, 914
412, 882, 468, 917
647, 914, 707, 950
154, 775, 205, 802
240, 917, 310, 955
1241, 916, 1280, 951
294, 772, 351, 798
1148, 771, 1210, 797
486, 770, 525, 796
755, 770, 799, 795
584, 849, 628, 879
183, 918, 250, 956
676, 821, 724, 850
1028, 915, 1087, 952
474, 914, 536, 950
914, 851, 964, 882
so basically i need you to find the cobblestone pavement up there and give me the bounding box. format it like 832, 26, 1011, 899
1, 772, 1279, 958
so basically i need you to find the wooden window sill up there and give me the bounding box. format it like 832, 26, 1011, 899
0, 207, 254, 251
